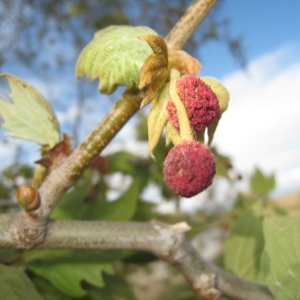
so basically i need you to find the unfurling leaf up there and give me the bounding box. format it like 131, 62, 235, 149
147, 83, 169, 158
201, 77, 229, 113
165, 121, 182, 146
168, 50, 201, 75
0, 74, 60, 147
138, 35, 169, 108
76, 26, 157, 94
201, 77, 230, 145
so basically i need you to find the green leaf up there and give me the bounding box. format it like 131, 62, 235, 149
224, 204, 264, 284
86, 273, 137, 300
0, 263, 44, 300
31, 276, 74, 300
261, 215, 300, 299
97, 181, 140, 221
165, 121, 182, 146
26, 250, 115, 297
201, 77, 229, 113
76, 25, 157, 94
135, 112, 149, 141
0, 74, 60, 147
201, 77, 229, 145
52, 169, 140, 221
51, 170, 96, 220
147, 83, 169, 158
107, 152, 137, 175
250, 168, 276, 195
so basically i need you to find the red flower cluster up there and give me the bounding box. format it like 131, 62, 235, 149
166, 74, 220, 131
163, 140, 216, 197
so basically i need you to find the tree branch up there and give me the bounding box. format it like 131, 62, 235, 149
0, 216, 273, 300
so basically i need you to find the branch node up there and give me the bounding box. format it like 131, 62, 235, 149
196, 273, 221, 300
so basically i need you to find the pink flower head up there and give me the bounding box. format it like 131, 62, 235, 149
163, 140, 216, 198
167, 74, 220, 131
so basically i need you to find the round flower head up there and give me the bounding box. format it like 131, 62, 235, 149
163, 140, 216, 198
167, 74, 220, 131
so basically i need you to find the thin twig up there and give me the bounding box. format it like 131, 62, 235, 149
165, 0, 218, 50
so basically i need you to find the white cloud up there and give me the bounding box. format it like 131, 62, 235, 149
214, 45, 300, 196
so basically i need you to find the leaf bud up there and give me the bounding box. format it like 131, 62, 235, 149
16, 185, 40, 212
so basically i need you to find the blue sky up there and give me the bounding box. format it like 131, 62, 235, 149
201, 0, 300, 197
202, 0, 300, 77
0, 0, 299, 199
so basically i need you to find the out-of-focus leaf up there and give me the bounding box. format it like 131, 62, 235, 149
26, 250, 115, 298
147, 83, 169, 158
0, 74, 60, 147
135, 112, 148, 141
107, 151, 138, 175
261, 215, 300, 299
101, 273, 137, 300
76, 26, 157, 94
0, 263, 44, 300
224, 204, 264, 284
250, 168, 276, 195
211, 148, 232, 180
51, 169, 97, 220
132, 200, 156, 222
0, 182, 10, 199
31, 276, 73, 300
98, 181, 139, 221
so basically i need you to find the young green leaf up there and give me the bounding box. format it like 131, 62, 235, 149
201, 77, 229, 145
261, 215, 300, 299
147, 83, 169, 158
0, 74, 60, 147
76, 26, 157, 94
165, 121, 182, 146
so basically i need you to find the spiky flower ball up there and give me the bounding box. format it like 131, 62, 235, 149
163, 140, 216, 198
166, 74, 220, 131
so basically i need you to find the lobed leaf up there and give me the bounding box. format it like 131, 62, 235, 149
224, 204, 264, 284
0, 74, 60, 147
26, 250, 115, 297
76, 26, 157, 94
